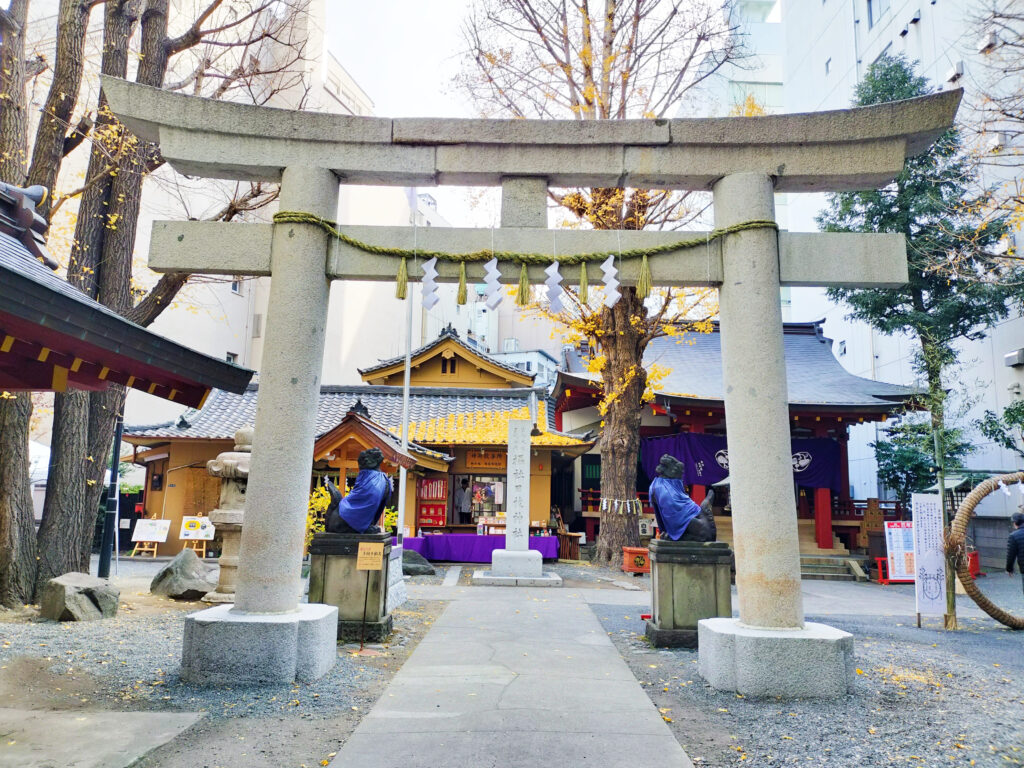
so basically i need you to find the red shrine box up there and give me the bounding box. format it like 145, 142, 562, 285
622, 547, 651, 574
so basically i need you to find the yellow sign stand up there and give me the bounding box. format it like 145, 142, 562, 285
355, 541, 385, 652
356, 542, 384, 570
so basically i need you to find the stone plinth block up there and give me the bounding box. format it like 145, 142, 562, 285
473, 549, 562, 586
698, 618, 854, 699
492, 548, 542, 577
308, 532, 393, 641
646, 540, 733, 648
181, 603, 338, 685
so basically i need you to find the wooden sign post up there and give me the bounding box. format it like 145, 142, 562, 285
356, 542, 385, 651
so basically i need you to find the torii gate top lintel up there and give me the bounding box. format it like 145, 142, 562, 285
101, 76, 960, 193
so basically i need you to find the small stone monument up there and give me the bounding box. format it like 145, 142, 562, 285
473, 419, 561, 586
202, 426, 252, 603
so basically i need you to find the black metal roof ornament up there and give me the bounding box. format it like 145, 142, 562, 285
348, 398, 370, 418
0, 182, 55, 268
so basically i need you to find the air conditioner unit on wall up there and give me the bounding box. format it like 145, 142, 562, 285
1005, 348, 1024, 367
978, 30, 998, 53
945, 61, 964, 83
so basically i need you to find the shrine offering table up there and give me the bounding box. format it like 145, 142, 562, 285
394, 534, 558, 562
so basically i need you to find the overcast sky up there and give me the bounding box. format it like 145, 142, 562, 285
326, 1, 474, 119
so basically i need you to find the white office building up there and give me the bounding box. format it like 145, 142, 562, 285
780, 0, 1024, 558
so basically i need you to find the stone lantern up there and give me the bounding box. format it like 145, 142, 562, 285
203, 426, 252, 603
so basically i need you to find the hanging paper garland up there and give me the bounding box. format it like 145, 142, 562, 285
601, 255, 621, 308
544, 261, 564, 314
484, 258, 503, 310
421, 257, 439, 310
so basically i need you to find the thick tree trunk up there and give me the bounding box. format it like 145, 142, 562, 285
25, 0, 93, 218
0, 0, 39, 608
0, 395, 38, 607
36, 391, 92, 587
36, 1, 140, 591
594, 286, 646, 566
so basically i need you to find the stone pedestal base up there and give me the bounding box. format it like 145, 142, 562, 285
493, 548, 542, 577
385, 545, 407, 614
181, 603, 338, 685
308, 532, 392, 641
698, 617, 854, 698
472, 548, 562, 586
339, 614, 394, 642
646, 540, 733, 648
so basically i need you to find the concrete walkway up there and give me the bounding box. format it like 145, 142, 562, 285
329, 589, 692, 768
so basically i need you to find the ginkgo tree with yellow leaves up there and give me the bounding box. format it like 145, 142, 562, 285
458, 0, 742, 565
0, 0, 314, 607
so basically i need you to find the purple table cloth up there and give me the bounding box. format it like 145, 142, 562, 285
392, 534, 558, 562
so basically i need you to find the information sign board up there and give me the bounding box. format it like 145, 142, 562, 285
356, 541, 385, 571
179, 516, 216, 540
911, 493, 947, 616
884, 521, 915, 582
132, 519, 171, 543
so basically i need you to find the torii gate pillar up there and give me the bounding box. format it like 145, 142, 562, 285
696, 172, 854, 698
180, 167, 341, 685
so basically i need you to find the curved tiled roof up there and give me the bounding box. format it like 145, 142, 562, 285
125, 384, 590, 448
560, 321, 918, 409
358, 325, 535, 383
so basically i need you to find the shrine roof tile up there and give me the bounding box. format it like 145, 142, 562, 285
125, 384, 591, 448
559, 321, 918, 409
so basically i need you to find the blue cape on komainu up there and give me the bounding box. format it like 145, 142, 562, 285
648, 476, 703, 541
330, 469, 392, 534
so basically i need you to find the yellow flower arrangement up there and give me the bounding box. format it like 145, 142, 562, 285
305, 485, 330, 548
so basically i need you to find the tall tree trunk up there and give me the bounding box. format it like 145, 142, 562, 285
594, 286, 646, 566
25, 0, 93, 217
0, 0, 40, 607
37, 0, 141, 589
0, 395, 37, 607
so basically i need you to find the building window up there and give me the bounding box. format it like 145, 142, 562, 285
867, 0, 890, 28
230, 278, 241, 294
838, 340, 847, 356
442, 357, 457, 375
225, 352, 238, 364
825, 57, 832, 75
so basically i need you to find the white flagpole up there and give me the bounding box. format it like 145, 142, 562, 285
396, 188, 417, 545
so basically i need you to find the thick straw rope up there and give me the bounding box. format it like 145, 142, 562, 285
273, 211, 778, 266
948, 472, 1024, 630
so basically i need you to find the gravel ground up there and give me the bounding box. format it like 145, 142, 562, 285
1, 594, 445, 768
593, 596, 1024, 768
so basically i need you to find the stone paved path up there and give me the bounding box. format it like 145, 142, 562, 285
329, 588, 692, 768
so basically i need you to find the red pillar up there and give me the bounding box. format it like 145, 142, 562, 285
838, 428, 851, 506
814, 424, 833, 550
689, 418, 707, 503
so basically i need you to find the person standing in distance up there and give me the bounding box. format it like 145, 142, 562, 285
1007, 511, 1024, 597
454, 478, 473, 524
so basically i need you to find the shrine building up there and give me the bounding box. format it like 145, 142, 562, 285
124, 326, 593, 554
553, 320, 919, 554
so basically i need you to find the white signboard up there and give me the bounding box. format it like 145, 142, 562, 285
911, 493, 947, 616
884, 521, 914, 581
179, 516, 216, 541
505, 420, 531, 552
132, 519, 171, 543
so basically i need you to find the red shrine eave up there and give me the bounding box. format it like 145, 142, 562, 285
0, 184, 253, 407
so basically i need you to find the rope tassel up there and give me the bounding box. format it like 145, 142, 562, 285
457, 261, 468, 305
578, 260, 588, 303
517, 263, 530, 306
395, 257, 408, 300
637, 252, 652, 300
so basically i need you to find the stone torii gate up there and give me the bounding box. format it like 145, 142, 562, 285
103, 76, 959, 695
